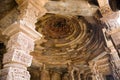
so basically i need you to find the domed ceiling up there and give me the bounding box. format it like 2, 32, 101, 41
31, 14, 105, 68
0, 0, 109, 69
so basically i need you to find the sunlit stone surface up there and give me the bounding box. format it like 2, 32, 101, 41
0, 0, 120, 80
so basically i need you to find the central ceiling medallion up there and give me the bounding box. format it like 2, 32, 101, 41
40, 15, 75, 39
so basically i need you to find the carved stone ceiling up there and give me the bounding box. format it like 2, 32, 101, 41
31, 14, 105, 68
29, 0, 106, 69
0, 0, 107, 69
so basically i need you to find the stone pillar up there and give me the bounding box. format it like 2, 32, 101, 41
41, 64, 50, 80
0, 0, 49, 80
0, 22, 41, 80
89, 62, 104, 80
77, 70, 82, 80
67, 63, 74, 80
51, 71, 61, 80
62, 73, 69, 80
77, 71, 80, 80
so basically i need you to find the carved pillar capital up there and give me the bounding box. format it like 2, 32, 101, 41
15, 0, 48, 28
2, 22, 42, 41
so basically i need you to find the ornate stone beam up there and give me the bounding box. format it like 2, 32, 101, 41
45, 1, 98, 16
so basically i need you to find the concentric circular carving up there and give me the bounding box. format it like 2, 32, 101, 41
42, 15, 74, 39
34, 14, 104, 66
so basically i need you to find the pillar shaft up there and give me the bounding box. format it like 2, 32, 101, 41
51, 71, 61, 80
89, 62, 104, 80
62, 73, 69, 80
0, 20, 41, 80
41, 69, 50, 80
0, 32, 34, 80
78, 71, 81, 80
67, 64, 74, 80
